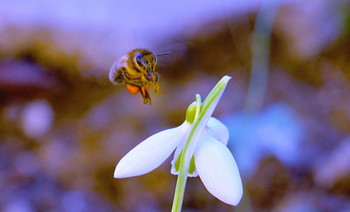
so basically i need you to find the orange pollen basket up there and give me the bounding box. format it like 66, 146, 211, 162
126, 84, 140, 95
126, 84, 150, 95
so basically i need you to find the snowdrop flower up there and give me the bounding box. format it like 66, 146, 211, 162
114, 76, 243, 207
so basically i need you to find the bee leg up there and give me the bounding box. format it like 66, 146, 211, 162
149, 73, 162, 95
152, 83, 162, 96
140, 86, 152, 105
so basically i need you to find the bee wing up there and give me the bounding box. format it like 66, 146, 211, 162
109, 55, 128, 85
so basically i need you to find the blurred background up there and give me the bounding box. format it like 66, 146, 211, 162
1, 0, 350, 211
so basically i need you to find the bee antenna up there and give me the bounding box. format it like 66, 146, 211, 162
156, 51, 172, 56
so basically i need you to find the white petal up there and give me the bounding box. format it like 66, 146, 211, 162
171, 118, 229, 177
194, 130, 243, 206
207, 117, 229, 145
114, 122, 190, 178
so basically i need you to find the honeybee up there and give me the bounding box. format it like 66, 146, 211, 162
109, 49, 170, 105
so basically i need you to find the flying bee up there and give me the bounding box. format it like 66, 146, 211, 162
109, 49, 170, 105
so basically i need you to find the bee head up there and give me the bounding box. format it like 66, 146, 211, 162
131, 49, 156, 71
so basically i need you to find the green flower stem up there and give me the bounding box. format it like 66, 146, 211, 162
171, 76, 231, 212
171, 94, 201, 212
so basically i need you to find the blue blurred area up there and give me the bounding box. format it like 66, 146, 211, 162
0, 0, 258, 57
224, 103, 303, 176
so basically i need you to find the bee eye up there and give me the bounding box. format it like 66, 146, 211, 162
136, 54, 144, 66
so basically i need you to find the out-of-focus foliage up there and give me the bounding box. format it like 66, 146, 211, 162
1, 0, 350, 211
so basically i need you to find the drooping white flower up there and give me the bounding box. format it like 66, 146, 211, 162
114, 76, 243, 206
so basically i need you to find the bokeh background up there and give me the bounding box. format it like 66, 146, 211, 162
1, 0, 350, 211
